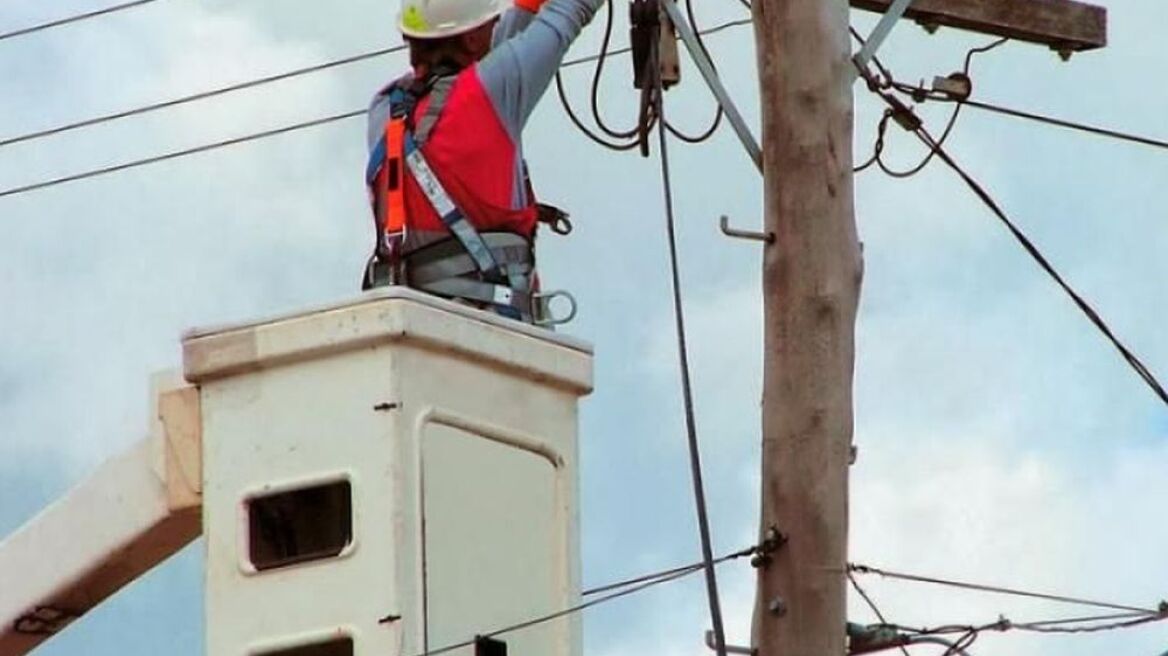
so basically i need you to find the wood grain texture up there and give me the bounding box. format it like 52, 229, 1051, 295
751, 0, 861, 652
851, 0, 1107, 51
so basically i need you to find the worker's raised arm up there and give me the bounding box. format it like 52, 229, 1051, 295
492, 5, 535, 45
477, 0, 604, 138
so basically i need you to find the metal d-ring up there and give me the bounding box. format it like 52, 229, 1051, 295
534, 290, 578, 327
719, 215, 774, 244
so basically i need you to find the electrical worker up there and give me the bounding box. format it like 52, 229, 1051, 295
363, 0, 602, 323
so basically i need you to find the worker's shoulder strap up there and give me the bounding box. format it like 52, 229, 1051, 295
364, 73, 456, 185
413, 75, 456, 145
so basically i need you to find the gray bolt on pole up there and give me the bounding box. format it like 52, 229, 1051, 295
750, 0, 861, 653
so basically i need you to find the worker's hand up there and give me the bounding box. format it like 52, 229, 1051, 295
514, 0, 548, 13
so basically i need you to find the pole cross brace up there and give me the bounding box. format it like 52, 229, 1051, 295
661, 0, 762, 172
853, 0, 916, 74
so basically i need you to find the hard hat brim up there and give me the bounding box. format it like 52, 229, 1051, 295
397, 9, 502, 40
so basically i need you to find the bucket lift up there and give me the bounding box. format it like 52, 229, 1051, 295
0, 288, 593, 656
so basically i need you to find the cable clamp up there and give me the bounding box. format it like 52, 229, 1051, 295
846, 623, 911, 655
881, 94, 922, 131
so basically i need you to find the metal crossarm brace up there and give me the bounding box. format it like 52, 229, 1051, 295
853, 0, 915, 70
661, 0, 762, 172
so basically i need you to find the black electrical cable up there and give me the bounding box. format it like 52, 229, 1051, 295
851, 564, 1163, 615
662, 0, 724, 143
909, 123, 1168, 407
959, 98, 1168, 152
556, 15, 754, 148
650, 35, 729, 656
0, 45, 407, 150
582, 543, 758, 596
848, 572, 911, 656
415, 543, 759, 656
556, 10, 754, 150
588, 0, 641, 140
0, 0, 162, 44
0, 109, 366, 200
417, 562, 700, 656
0, 18, 756, 201
0, 16, 751, 156
872, 38, 1006, 178
555, 72, 644, 150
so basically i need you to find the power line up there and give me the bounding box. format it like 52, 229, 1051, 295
882, 607, 1168, 651
416, 544, 758, 656
0, 109, 366, 200
913, 121, 1168, 407
0, 17, 755, 202
0, 45, 406, 150
852, 35, 1007, 177
850, 563, 1164, 615
583, 543, 757, 596
555, 17, 752, 149
650, 35, 729, 656
0, 16, 752, 154
853, 67, 1168, 407
848, 572, 911, 656
0, 0, 163, 44
959, 98, 1168, 152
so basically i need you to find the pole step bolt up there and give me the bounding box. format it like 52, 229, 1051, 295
768, 596, 787, 617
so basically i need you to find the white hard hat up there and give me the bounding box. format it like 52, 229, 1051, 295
398, 0, 505, 39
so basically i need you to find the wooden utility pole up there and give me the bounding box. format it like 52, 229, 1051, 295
749, 1, 1106, 654
750, 0, 859, 654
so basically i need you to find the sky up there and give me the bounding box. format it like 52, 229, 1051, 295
1, 0, 1166, 654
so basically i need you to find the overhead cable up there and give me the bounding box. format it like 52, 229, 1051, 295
664, 0, 724, 143
649, 37, 729, 656
959, 98, 1168, 152
912, 122, 1168, 407
873, 607, 1168, 652
416, 543, 759, 656
0, 110, 366, 200
0, 45, 406, 150
850, 563, 1164, 615
0, 18, 755, 201
852, 32, 1007, 177
0, 0, 163, 44
848, 572, 911, 656
852, 56, 1168, 407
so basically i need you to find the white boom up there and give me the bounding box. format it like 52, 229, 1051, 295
0, 381, 202, 656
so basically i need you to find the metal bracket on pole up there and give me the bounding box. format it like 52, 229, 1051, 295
661, 0, 762, 172
705, 631, 756, 655
852, 0, 916, 74
719, 215, 773, 244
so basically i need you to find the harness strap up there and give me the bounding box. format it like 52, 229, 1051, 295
414, 76, 456, 146
383, 120, 407, 235
414, 278, 534, 317
364, 75, 535, 321
407, 233, 533, 283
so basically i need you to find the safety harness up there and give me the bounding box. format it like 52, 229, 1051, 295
362, 71, 568, 325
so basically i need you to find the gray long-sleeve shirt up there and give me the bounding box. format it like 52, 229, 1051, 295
367, 0, 603, 208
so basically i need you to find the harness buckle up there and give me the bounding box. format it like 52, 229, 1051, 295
492, 285, 515, 306
534, 290, 578, 327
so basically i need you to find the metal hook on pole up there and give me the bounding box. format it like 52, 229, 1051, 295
704, 631, 755, 655
719, 215, 773, 244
